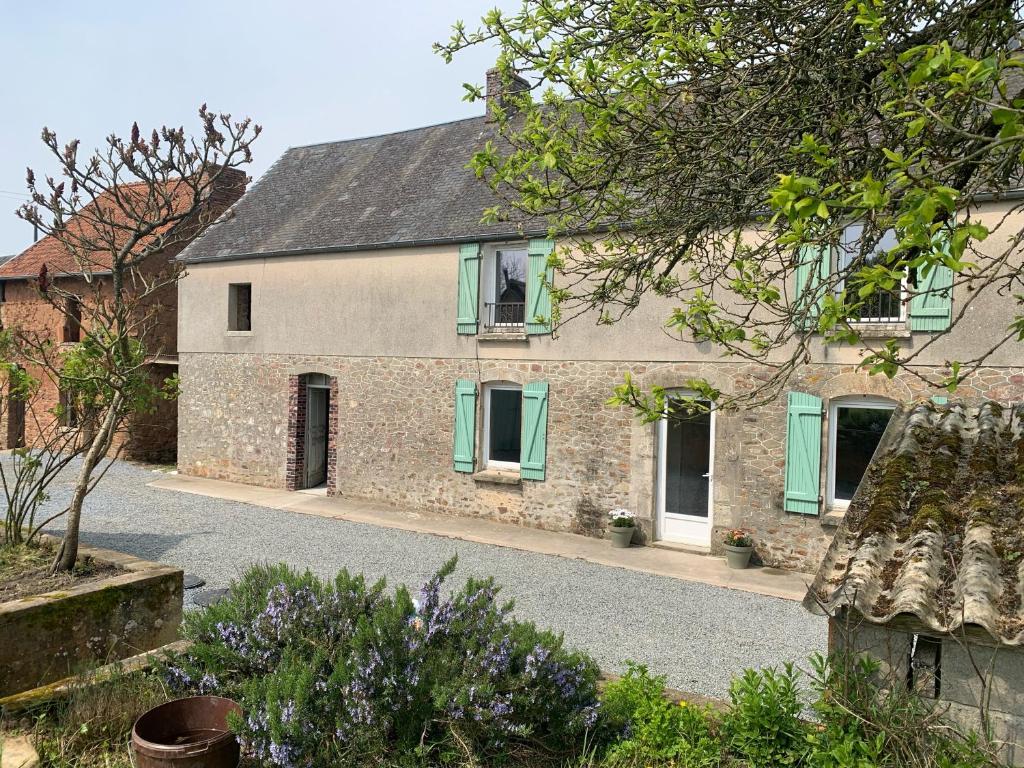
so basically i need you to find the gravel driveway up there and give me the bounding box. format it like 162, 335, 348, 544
35, 460, 827, 698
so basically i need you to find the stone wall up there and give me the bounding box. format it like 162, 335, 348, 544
0, 543, 182, 698
178, 352, 1023, 572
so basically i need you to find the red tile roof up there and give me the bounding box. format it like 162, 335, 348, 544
0, 177, 233, 280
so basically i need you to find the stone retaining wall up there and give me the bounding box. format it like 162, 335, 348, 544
0, 545, 182, 698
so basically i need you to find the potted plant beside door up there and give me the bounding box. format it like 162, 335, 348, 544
722, 529, 754, 569
607, 508, 636, 548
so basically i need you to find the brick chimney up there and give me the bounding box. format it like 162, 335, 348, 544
485, 67, 530, 122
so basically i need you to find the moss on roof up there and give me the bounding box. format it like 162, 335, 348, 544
805, 400, 1024, 645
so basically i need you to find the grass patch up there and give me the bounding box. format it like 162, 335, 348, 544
0, 540, 54, 581
0, 540, 124, 602
17, 668, 171, 768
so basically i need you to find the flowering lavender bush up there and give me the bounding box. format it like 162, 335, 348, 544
165, 558, 599, 767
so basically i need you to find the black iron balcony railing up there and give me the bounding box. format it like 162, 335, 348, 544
484, 301, 526, 330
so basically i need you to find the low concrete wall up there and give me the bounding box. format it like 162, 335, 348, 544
0, 544, 182, 698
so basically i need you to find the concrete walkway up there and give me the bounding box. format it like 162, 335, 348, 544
148, 473, 813, 602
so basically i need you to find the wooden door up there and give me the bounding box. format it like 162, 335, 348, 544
304, 386, 329, 488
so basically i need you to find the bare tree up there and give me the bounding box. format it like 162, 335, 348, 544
11, 106, 260, 572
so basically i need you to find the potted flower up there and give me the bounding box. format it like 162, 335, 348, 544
608, 508, 636, 548
722, 529, 754, 569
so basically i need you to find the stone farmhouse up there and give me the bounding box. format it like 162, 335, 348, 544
0, 172, 245, 461
806, 401, 1024, 764
175, 73, 1023, 572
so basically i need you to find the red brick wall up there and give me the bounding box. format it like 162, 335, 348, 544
0, 171, 244, 461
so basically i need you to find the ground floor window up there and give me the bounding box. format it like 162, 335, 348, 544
484, 384, 521, 469
828, 397, 895, 506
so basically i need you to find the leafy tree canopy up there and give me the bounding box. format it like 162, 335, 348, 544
438, 0, 1024, 414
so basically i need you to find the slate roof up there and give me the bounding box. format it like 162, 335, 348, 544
178, 115, 549, 264
805, 401, 1024, 645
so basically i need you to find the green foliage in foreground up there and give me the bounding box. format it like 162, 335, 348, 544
18, 561, 1007, 768
601, 657, 1000, 768
166, 559, 600, 767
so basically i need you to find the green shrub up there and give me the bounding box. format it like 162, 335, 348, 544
722, 663, 807, 768
806, 652, 1000, 768
165, 558, 599, 767
599, 663, 720, 767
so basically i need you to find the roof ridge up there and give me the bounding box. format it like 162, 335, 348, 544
286, 112, 487, 151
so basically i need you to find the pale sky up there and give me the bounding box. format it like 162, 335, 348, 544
0, 0, 514, 255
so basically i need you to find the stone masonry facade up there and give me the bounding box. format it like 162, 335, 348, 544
178, 352, 1024, 572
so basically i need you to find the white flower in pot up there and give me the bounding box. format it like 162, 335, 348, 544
607, 508, 636, 548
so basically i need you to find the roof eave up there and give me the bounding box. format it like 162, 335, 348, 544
177, 228, 597, 265
0, 270, 114, 282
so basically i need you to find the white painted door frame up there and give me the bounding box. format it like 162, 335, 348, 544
655, 395, 715, 547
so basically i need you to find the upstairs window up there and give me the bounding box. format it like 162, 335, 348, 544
483, 384, 522, 469
228, 283, 252, 332
483, 247, 527, 330
62, 296, 82, 343
837, 225, 906, 323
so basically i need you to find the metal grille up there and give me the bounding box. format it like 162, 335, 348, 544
854, 288, 903, 323
484, 302, 525, 330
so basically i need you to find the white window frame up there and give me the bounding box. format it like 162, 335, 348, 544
836, 225, 908, 324
481, 243, 528, 329
482, 383, 523, 470
827, 395, 896, 509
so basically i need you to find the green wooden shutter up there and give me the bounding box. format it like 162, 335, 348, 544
453, 379, 478, 473
793, 245, 829, 330
520, 381, 549, 480
526, 238, 555, 335
910, 237, 953, 332
783, 391, 823, 515
456, 243, 481, 334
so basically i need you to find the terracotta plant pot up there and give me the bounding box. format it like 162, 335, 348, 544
609, 525, 635, 548
724, 544, 753, 569
132, 695, 242, 768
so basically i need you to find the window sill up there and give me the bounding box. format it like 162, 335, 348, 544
477, 331, 528, 342
472, 469, 522, 486
225, 330, 254, 337
822, 508, 847, 528
845, 322, 911, 339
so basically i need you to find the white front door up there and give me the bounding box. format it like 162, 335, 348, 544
656, 400, 715, 546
